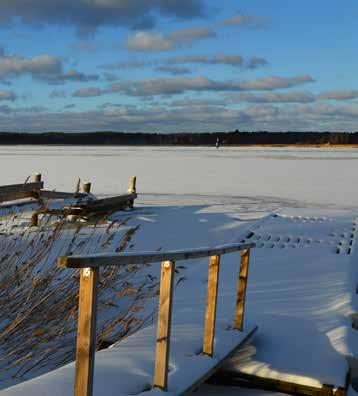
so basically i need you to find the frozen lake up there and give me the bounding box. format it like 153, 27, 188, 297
1, 145, 356, 395
1, 145, 357, 209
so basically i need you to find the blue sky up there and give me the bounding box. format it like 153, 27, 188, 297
0, 0, 357, 132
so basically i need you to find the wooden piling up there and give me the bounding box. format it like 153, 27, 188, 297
30, 213, 38, 227
203, 255, 220, 356
153, 260, 175, 391
127, 176, 137, 208
83, 182, 92, 194
128, 176, 136, 194
32, 173, 42, 200
74, 267, 99, 396
234, 248, 251, 331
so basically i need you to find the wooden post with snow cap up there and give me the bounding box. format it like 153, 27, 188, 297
203, 255, 220, 356
34, 173, 42, 183
127, 176, 136, 208
32, 173, 42, 199
153, 260, 175, 391
30, 173, 42, 225
74, 266, 99, 396
82, 182, 92, 194
234, 248, 251, 331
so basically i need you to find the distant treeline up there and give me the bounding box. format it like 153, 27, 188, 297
0, 131, 358, 145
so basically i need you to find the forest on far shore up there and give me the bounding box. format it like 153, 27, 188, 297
0, 131, 357, 145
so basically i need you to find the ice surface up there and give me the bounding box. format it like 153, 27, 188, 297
0, 146, 357, 208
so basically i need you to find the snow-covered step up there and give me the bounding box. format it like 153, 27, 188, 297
0, 321, 257, 396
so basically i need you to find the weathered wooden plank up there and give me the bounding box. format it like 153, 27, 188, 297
39, 190, 87, 199
84, 193, 137, 209
209, 370, 347, 396
234, 248, 251, 331
58, 242, 256, 269
203, 255, 220, 357
153, 260, 175, 391
40, 193, 137, 216
0, 181, 43, 195
0, 191, 36, 203
180, 325, 258, 395
74, 267, 99, 396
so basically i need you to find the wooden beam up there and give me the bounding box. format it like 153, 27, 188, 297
39, 190, 87, 199
40, 193, 137, 216
74, 267, 99, 396
203, 255, 220, 357
0, 191, 36, 203
209, 371, 346, 396
57, 242, 256, 269
0, 181, 44, 195
84, 193, 136, 209
153, 260, 175, 391
234, 248, 251, 331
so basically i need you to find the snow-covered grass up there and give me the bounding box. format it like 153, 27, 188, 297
0, 146, 357, 395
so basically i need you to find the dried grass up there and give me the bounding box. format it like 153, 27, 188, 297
0, 206, 159, 382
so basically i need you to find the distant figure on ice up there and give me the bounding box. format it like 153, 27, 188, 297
216, 137, 220, 149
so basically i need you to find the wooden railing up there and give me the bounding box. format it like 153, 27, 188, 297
0, 173, 43, 204
58, 241, 255, 396
0, 174, 137, 226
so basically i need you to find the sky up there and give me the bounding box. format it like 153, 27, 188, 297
0, 0, 357, 133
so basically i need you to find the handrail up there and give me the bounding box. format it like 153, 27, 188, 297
58, 241, 256, 396
58, 242, 255, 268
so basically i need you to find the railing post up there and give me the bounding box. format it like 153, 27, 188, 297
234, 248, 251, 331
203, 255, 220, 356
153, 260, 175, 391
74, 267, 99, 396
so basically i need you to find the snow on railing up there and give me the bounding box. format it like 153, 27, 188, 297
57, 241, 256, 396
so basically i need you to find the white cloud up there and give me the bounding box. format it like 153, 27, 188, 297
2, 102, 358, 133
107, 74, 314, 96
168, 26, 216, 43
0, 54, 61, 79
231, 91, 316, 104
319, 90, 358, 100
0, 53, 98, 84
125, 32, 174, 51
125, 26, 215, 52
